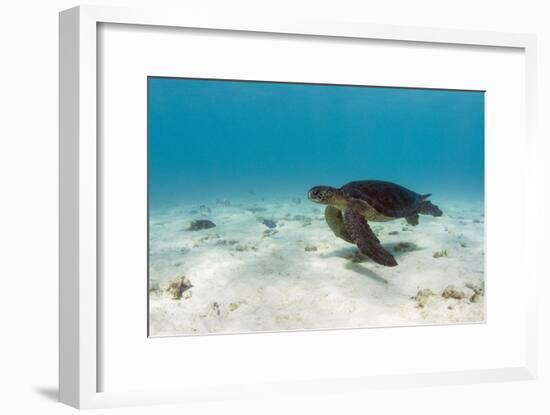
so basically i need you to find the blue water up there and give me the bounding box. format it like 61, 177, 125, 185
148, 77, 484, 208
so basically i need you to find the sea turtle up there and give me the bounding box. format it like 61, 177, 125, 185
307, 180, 443, 267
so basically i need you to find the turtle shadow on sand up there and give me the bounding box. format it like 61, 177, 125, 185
325, 241, 422, 263
323, 241, 424, 284
344, 262, 388, 284
322, 247, 388, 284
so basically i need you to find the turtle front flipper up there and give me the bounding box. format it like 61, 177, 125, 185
324, 206, 353, 243
343, 209, 398, 267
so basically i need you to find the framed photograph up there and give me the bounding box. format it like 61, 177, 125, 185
59, 5, 538, 409
147, 76, 486, 337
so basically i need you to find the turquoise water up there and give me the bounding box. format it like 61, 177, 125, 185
148, 77, 484, 208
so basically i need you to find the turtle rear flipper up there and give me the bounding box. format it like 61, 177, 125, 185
343, 209, 398, 267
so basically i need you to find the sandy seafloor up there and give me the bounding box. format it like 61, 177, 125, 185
148, 196, 485, 337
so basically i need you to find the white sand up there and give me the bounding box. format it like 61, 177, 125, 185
148, 197, 485, 336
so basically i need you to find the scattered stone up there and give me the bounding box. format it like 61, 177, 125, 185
460, 242, 467, 248
187, 219, 216, 231
402, 227, 411, 232
394, 242, 417, 253
470, 293, 481, 303
433, 249, 449, 258
263, 229, 278, 237
465, 282, 485, 295
304, 244, 318, 252
262, 219, 277, 229
388, 230, 399, 235
442, 285, 467, 300
247, 207, 266, 213
228, 303, 239, 312
235, 244, 258, 252
465, 282, 485, 303
165, 276, 193, 300
198, 233, 220, 242
413, 289, 435, 308
199, 205, 211, 214
301, 220, 312, 227
473, 219, 482, 224
215, 238, 238, 246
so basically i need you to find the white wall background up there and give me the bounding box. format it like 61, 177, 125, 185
0, 0, 548, 414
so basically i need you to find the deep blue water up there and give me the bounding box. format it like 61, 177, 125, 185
148, 77, 484, 207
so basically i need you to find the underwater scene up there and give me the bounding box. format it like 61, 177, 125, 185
148, 77, 485, 336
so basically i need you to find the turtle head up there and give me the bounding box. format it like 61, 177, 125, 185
308, 186, 342, 205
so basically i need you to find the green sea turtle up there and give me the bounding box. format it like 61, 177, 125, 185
308, 180, 443, 267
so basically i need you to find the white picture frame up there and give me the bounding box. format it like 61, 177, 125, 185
59, 4, 538, 409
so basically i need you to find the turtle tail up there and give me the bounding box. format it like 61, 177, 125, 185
420, 200, 443, 217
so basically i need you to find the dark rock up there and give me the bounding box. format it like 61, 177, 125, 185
442, 286, 467, 300
247, 207, 267, 213
165, 276, 193, 300
262, 219, 277, 229
187, 219, 216, 231
413, 289, 434, 308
